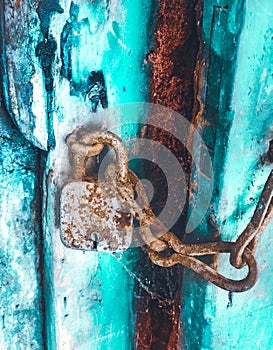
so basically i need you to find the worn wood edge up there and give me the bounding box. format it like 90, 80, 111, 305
0, 0, 48, 150
0, 105, 46, 349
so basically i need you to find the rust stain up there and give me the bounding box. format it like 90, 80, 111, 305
60, 180, 133, 252
148, 1, 203, 117
136, 290, 182, 350
15, 0, 21, 9
136, 0, 204, 348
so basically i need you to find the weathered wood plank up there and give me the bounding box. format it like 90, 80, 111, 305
181, 1, 244, 347
41, 1, 154, 349
1, 0, 49, 150
182, 1, 273, 349
209, 1, 273, 348
0, 106, 44, 349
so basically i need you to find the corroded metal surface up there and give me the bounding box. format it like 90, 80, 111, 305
136, 0, 203, 348
60, 181, 133, 251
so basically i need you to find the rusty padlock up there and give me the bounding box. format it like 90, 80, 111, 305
60, 130, 134, 252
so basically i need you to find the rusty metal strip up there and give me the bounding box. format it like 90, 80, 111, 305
136, 0, 204, 348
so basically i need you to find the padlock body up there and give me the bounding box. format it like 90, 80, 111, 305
60, 180, 133, 252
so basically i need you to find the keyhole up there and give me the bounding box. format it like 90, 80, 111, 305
90, 231, 100, 250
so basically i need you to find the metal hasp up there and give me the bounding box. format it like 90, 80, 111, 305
60, 129, 273, 292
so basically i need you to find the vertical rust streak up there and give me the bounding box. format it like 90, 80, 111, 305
191, 2, 206, 129
149, 1, 201, 118
136, 0, 204, 349
136, 297, 181, 350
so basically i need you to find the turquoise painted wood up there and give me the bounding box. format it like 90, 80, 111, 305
0, 106, 44, 349
41, 1, 154, 349
1, 0, 155, 349
182, 1, 273, 349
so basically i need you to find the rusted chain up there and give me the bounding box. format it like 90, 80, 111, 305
132, 169, 273, 292
147, 244, 257, 293
230, 169, 273, 268
66, 130, 104, 179
127, 169, 260, 292
67, 129, 273, 292
72, 129, 130, 184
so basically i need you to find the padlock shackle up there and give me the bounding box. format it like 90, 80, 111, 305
80, 131, 129, 184
66, 131, 104, 179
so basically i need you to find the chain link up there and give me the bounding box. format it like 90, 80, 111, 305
68, 129, 273, 292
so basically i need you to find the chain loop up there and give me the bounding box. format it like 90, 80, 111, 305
147, 244, 257, 292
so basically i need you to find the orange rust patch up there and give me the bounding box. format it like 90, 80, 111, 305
15, 0, 21, 9
148, 0, 203, 118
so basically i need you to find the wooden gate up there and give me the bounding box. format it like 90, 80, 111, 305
1, 1, 273, 349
